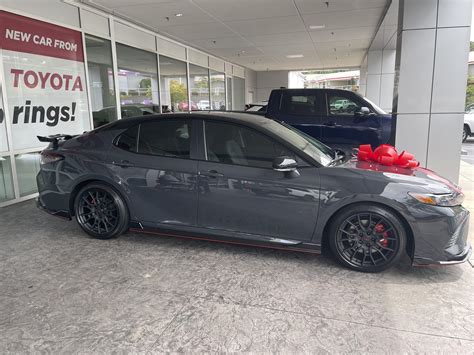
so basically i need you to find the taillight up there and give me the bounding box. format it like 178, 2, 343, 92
40, 152, 64, 165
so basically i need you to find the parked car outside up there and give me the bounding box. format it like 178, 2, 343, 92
36, 112, 471, 272
245, 88, 393, 155
197, 100, 210, 110
178, 101, 198, 111
463, 107, 474, 142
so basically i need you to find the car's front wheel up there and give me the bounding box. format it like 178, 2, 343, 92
74, 183, 129, 239
328, 204, 406, 272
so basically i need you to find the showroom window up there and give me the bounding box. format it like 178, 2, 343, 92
85, 35, 117, 128
138, 120, 192, 158
210, 70, 225, 110
189, 64, 210, 111
14, 152, 41, 197
0, 156, 15, 203
233, 77, 245, 111
159, 55, 188, 112
116, 43, 160, 118
204, 121, 293, 169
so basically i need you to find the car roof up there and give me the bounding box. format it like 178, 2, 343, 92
100, 111, 272, 131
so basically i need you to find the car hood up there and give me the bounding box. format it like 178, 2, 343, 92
338, 158, 461, 195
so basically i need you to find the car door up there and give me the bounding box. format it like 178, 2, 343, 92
269, 90, 324, 142
321, 91, 382, 151
107, 118, 199, 227
196, 119, 321, 242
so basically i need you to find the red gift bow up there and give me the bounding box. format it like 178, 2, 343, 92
357, 144, 420, 168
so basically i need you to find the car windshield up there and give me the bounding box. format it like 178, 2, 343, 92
259, 119, 334, 166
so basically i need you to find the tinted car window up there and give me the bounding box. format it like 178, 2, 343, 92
328, 95, 361, 116
115, 124, 139, 152
281, 94, 318, 115
205, 121, 294, 169
138, 120, 192, 158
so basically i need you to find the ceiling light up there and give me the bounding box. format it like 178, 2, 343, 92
286, 54, 304, 58
309, 25, 326, 30
175, 13, 183, 17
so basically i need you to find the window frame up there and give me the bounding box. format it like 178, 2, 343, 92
201, 119, 311, 170
113, 119, 198, 161
325, 91, 372, 117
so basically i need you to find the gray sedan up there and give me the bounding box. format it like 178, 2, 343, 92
36, 112, 471, 272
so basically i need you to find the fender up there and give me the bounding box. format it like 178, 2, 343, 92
311, 193, 421, 245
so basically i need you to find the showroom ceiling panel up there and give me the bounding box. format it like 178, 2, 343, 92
162, 22, 236, 40
193, 0, 298, 21
192, 36, 255, 50
246, 32, 313, 47
89, 0, 177, 8
258, 45, 316, 57
302, 7, 384, 30
309, 27, 375, 43
294, 0, 387, 14
225, 16, 307, 36
112, 1, 216, 28
85, 0, 391, 71
314, 39, 372, 51
210, 47, 264, 58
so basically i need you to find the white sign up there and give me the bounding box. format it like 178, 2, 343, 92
0, 10, 90, 151
3, 51, 90, 150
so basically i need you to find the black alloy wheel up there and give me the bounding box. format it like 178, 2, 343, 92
329, 205, 406, 272
74, 183, 129, 239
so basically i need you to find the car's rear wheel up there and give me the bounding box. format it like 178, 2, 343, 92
463, 125, 469, 142
74, 183, 129, 239
328, 204, 406, 272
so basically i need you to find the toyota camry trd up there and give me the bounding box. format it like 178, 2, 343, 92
36, 112, 471, 272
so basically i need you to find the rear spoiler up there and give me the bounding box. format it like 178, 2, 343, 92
37, 134, 76, 149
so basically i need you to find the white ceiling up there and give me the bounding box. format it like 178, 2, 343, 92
86, 0, 390, 71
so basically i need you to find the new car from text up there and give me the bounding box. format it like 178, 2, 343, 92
36, 112, 471, 272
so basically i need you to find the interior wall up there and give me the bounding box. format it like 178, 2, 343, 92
245, 68, 257, 104
362, 0, 398, 113
256, 70, 289, 102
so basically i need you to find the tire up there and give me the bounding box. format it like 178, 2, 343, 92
74, 183, 129, 239
328, 204, 406, 272
463, 125, 469, 143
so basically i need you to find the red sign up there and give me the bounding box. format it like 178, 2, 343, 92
0, 10, 84, 62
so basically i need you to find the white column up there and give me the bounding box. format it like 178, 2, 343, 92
359, 56, 368, 96
394, 0, 471, 182
365, 49, 396, 112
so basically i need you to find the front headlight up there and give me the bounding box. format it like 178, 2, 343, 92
408, 192, 464, 207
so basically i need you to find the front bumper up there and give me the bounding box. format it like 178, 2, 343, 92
412, 207, 471, 266
437, 244, 472, 265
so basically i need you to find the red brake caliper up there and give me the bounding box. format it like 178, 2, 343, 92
374, 224, 389, 247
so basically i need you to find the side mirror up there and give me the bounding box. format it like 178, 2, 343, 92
273, 156, 298, 172
355, 107, 371, 116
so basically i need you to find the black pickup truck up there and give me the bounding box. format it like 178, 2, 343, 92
243, 88, 393, 153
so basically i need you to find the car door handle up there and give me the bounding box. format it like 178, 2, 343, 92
324, 121, 336, 127
199, 170, 224, 178
112, 160, 135, 168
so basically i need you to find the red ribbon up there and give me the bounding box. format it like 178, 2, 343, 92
357, 144, 420, 168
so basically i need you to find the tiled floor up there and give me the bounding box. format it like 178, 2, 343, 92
1, 194, 473, 352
